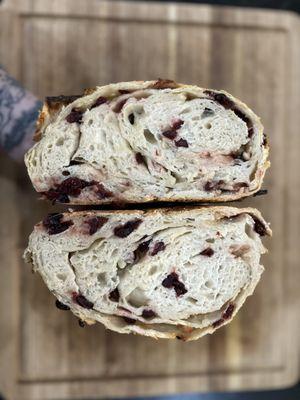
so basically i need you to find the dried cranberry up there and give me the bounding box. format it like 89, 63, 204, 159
135, 152, 147, 166
134, 239, 151, 261
223, 303, 235, 320
162, 273, 176, 289
128, 113, 135, 125
95, 183, 113, 199
172, 119, 184, 130
62, 170, 70, 176
137, 240, 151, 253
59, 177, 90, 197
174, 281, 187, 297
114, 219, 142, 238
113, 98, 127, 113
200, 248, 214, 257
162, 272, 187, 297
119, 89, 131, 95
162, 130, 177, 140
212, 318, 224, 328
86, 216, 108, 235
150, 241, 166, 256
44, 177, 93, 202
90, 96, 107, 109
55, 299, 70, 311
212, 305, 234, 328
43, 189, 61, 203
109, 288, 120, 302
204, 180, 224, 191
175, 138, 188, 148
142, 309, 156, 319
43, 213, 73, 235
66, 108, 83, 123
123, 316, 136, 324
204, 90, 234, 109
72, 293, 94, 309
252, 216, 267, 236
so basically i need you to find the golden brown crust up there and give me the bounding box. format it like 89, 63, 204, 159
150, 78, 180, 89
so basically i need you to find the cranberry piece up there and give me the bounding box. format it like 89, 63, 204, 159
142, 309, 156, 319
162, 130, 177, 140
95, 183, 113, 199
119, 89, 131, 94
134, 239, 151, 261
90, 96, 107, 109
123, 316, 136, 324
172, 119, 184, 130
212, 318, 224, 328
128, 113, 135, 125
162, 274, 175, 289
204, 90, 234, 109
66, 108, 83, 123
58, 193, 70, 203
200, 248, 214, 257
204, 180, 224, 191
223, 303, 235, 320
55, 299, 70, 311
114, 219, 142, 238
59, 177, 90, 197
43, 213, 73, 235
109, 288, 120, 302
175, 138, 188, 148
72, 293, 94, 309
252, 216, 267, 236
174, 281, 187, 297
137, 240, 151, 253
113, 98, 127, 113
162, 272, 187, 297
150, 241, 166, 256
62, 170, 70, 176
43, 177, 93, 202
86, 216, 108, 235
135, 152, 147, 166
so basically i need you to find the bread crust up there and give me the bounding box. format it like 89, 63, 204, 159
25, 206, 271, 341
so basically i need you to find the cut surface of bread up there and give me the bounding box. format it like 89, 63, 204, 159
24, 206, 271, 341
25, 79, 269, 205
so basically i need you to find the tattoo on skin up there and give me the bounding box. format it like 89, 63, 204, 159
0, 67, 42, 159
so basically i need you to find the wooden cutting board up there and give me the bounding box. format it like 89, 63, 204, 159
0, 1, 299, 399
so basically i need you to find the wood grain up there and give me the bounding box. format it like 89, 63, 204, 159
0, 1, 299, 399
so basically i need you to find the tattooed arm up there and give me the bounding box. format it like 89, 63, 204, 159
0, 67, 42, 160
